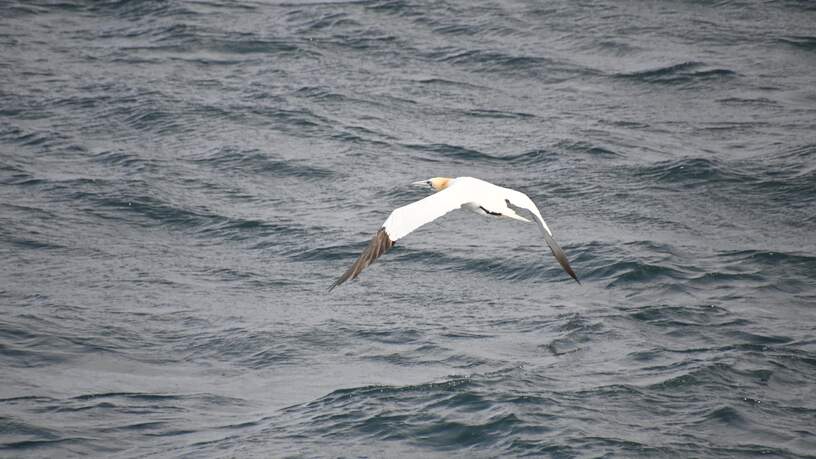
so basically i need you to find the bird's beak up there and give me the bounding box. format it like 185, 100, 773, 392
412, 180, 432, 189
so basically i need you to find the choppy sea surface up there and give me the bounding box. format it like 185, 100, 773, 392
2, 0, 815, 457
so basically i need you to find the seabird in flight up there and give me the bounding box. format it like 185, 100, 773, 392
329, 176, 580, 290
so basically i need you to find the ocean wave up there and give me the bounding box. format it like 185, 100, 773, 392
57, 182, 312, 247
630, 157, 748, 186
406, 140, 621, 171
615, 154, 816, 218
716, 96, 782, 108
192, 147, 334, 180
461, 108, 536, 120
295, 376, 477, 410
294, 11, 363, 33
615, 61, 736, 86
0, 125, 72, 151
717, 250, 816, 279
557, 140, 624, 157
773, 143, 816, 161
403, 142, 559, 165
422, 46, 586, 81
362, 345, 496, 369
88, 1, 197, 19
351, 326, 424, 344
777, 35, 816, 51
92, 150, 161, 175
627, 303, 739, 327
545, 326, 603, 356
412, 77, 490, 91
180, 328, 302, 369
262, 360, 815, 457
430, 22, 518, 39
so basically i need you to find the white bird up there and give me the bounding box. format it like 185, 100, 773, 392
329, 176, 579, 290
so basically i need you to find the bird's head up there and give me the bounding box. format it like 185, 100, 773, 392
411, 177, 452, 191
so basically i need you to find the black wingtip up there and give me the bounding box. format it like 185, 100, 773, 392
539, 228, 581, 285
328, 269, 350, 292
564, 264, 581, 285
328, 228, 395, 292
563, 260, 581, 285
503, 199, 581, 285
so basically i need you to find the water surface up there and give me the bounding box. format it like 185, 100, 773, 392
1, 0, 815, 457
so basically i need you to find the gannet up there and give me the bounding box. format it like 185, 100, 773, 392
329, 176, 580, 290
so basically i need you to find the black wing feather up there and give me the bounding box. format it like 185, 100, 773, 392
505, 199, 580, 284
329, 228, 395, 291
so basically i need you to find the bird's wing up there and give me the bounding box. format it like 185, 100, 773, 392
329, 227, 395, 291
329, 183, 472, 290
504, 190, 581, 284
382, 182, 473, 240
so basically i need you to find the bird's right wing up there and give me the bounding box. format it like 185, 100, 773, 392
504, 191, 581, 284
329, 183, 472, 290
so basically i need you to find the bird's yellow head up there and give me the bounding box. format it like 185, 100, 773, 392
412, 177, 452, 191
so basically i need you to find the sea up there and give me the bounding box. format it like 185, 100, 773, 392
1, 1, 815, 457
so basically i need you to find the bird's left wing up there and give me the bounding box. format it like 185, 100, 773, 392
329, 183, 472, 290
504, 190, 581, 284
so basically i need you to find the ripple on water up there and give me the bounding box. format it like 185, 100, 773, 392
190, 147, 334, 180
615, 61, 737, 87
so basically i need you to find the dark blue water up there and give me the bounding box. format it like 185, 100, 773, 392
2, 0, 815, 457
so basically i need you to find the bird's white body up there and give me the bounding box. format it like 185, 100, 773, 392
330, 176, 577, 290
